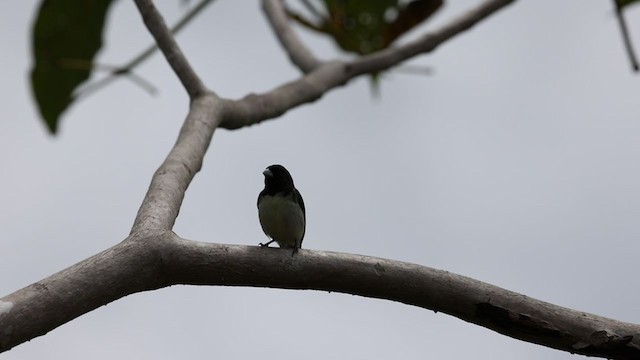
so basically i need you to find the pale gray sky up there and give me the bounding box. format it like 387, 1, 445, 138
1, 1, 639, 359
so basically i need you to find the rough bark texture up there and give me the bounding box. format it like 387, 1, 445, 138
3, 233, 640, 358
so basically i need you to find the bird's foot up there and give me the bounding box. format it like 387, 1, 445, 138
259, 239, 275, 248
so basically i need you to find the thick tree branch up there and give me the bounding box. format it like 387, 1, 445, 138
2, 233, 640, 359
130, 0, 222, 232
167, 238, 640, 360
131, 94, 223, 232
133, 0, 208, 98
262, 0, 322, 73
221, 0, 515, 129
220, 60, 346, 129
0, 232, 169, 353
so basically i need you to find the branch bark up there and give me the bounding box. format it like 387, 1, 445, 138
2, 233, 640, 358
131, 94, 222, 232
222, 0, 515, 129
133, 0, 208, 98
5, 1, 639, 359
263, 0, 322, 73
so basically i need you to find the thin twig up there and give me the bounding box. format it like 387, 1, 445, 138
123, 71, 158, 95
262, 0, 322, 73
614, 1, 639, 71
75, 66, 158, 98
300, 0, 325, 22
78, 0, 216, 100
129, 0, 215, 70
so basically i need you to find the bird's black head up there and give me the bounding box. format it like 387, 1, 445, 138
263, 164, 294, 191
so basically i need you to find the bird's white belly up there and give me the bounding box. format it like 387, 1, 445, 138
258, 194, 304, 248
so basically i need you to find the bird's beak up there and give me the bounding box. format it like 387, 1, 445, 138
263, 168, 273, 178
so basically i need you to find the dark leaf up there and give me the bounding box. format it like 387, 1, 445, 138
288, 0, 443, 93
385, 0, 443, 45
616, 0, 640, 8
289, 0, 443, 55
30, 0, 115, 134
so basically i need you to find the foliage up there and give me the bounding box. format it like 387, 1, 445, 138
30, 0, 115, 133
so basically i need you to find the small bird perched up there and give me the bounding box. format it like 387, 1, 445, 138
257, 164, 306, 254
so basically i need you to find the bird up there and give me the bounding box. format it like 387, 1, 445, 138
257, 164, 306, 254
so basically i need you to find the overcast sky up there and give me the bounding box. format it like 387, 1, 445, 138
1, 1, 640, 359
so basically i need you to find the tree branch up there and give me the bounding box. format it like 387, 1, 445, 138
133, 0, 209, 98
614, 1, 639, 72
129, 0, 221, 232
348, 0, 515, 76
221, 60, 346, 128
221, 0, 515, 129
131, 94, 223, 232
0, 232, 169, 353
262, 0, 322, 73
166, 238, 640, 360
2, 233, 640, 359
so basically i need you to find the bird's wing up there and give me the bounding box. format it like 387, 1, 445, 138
257, 189, 267, 208
295, 188, 306, 243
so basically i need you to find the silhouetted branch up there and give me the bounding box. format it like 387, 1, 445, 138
263, 0, 322, 72
3, 234, 640, 359
133, 0, 209, 98
223, 0, 515, 128
78, 0, 216, 99
614, 1, 639, 71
